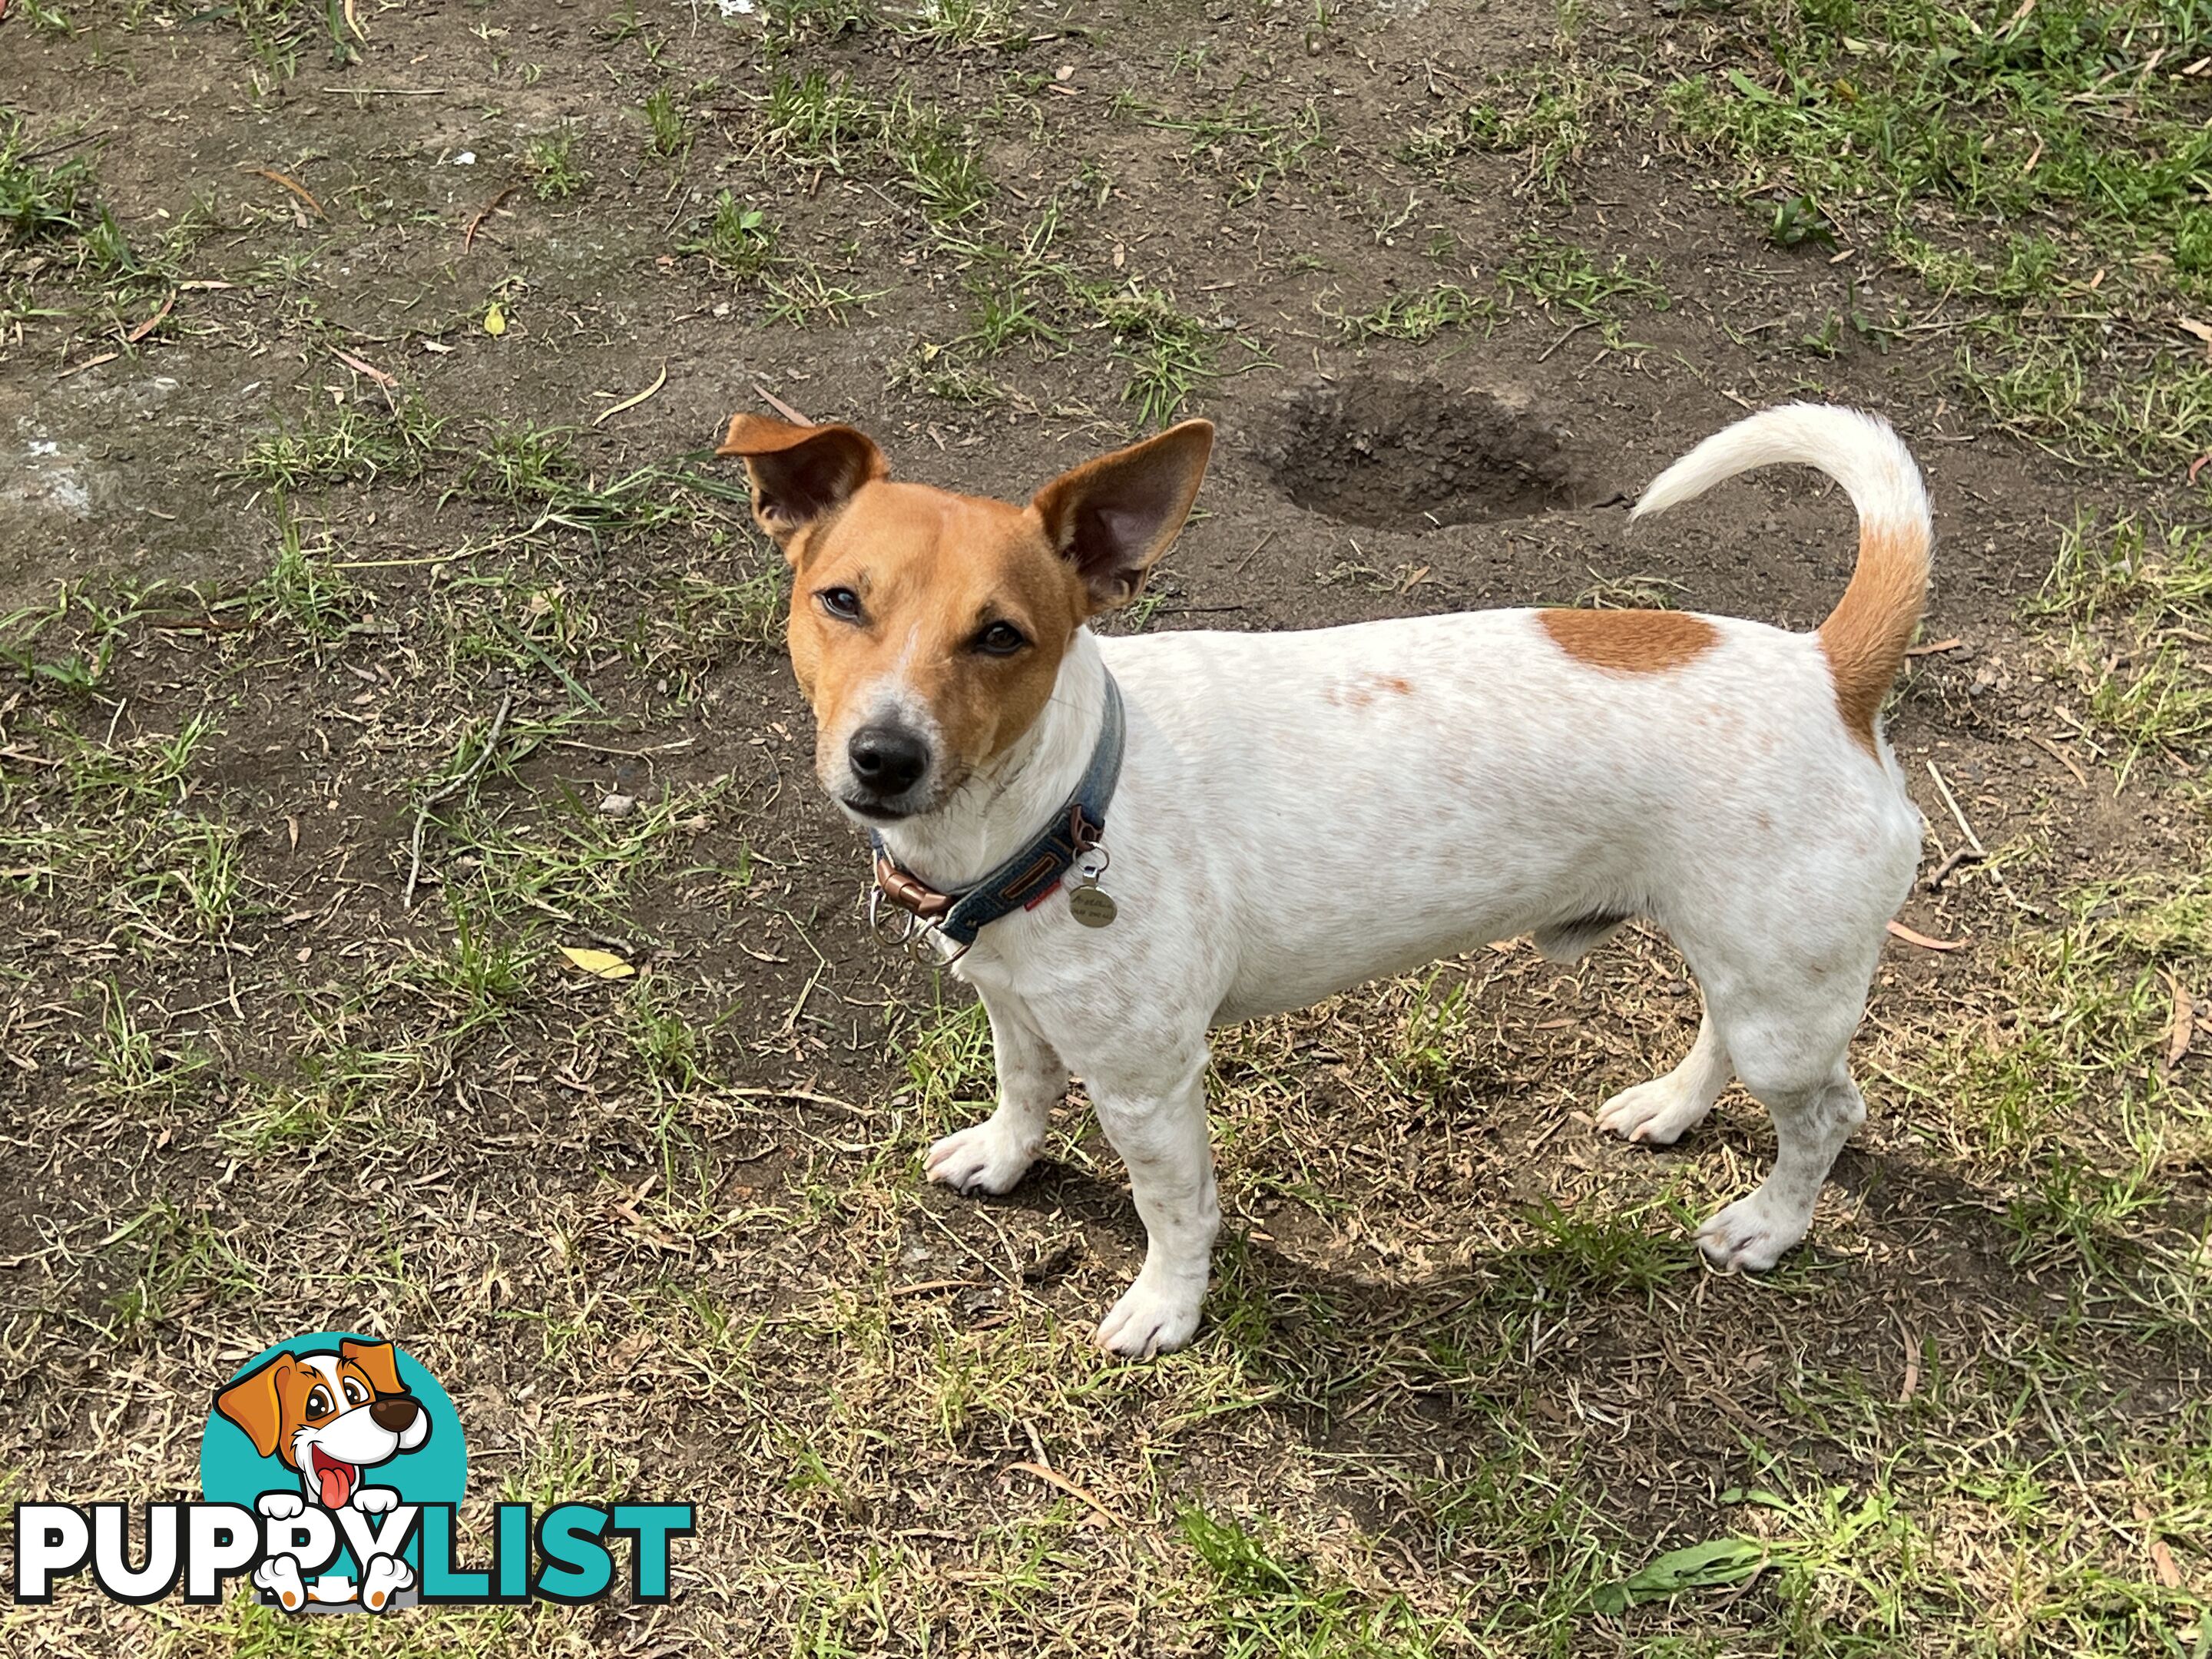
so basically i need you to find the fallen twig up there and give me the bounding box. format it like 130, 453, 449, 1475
1925, 760, 1985, 857
403, 691, 515, 909
333, 346, 396, 387
2028, 732, 2088, 787
462, 184, 518, 253
753, 382, 813, 426
1924, 846, 1984, 890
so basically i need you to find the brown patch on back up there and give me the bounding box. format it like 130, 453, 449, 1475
1819, 519, 1930, 753
1327, 672, 1417, 709
1537, 608, 1718, 674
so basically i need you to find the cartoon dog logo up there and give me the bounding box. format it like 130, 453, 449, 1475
213, 1338, 430, 1611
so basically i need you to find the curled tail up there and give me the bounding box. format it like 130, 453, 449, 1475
1633, 403, 1932, 751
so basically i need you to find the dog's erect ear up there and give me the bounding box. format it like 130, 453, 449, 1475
716, 412, 887, 562
340, 1339, 405, 1396
215, 1355, 291, 1459
1030, 419, 1214, 614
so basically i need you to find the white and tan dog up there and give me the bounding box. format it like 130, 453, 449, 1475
720, 402, 1929, 1356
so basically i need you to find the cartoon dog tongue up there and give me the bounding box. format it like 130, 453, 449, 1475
310, 1445, 359, 1508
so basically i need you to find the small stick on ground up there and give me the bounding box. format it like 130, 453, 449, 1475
403, 691, 515, 909
462, 185, 518, 253
753, 382, 813, 426
1926, 761, 1985, 857
1924, 846, 1984, 890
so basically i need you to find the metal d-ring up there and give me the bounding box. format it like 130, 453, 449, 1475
868, 883, 919, 949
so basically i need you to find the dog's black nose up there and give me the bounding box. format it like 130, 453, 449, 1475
369, 1396, 421, 1434
848, 724, 929, 796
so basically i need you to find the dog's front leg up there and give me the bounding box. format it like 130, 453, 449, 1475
924, 986, 1065, 1195
1089, 1042, 1219, 1359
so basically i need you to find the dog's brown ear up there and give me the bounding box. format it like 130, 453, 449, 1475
716, 412, 887, 562
1030, 419, 1214, 614
215, 1355, 291, 1459
339, 1339, 405, 1396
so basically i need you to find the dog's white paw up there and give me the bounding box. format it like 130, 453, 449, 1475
352, 1486, 399, 1516
253, 1555, 306, 1612
1597, 1075, 1712, 1147
1094, 1274, 1203, 1359
1697, 1190, 1808, 1273
257, 1490, 306, 1521
362, 1554, 414, 1612
925, 1118, 1038, 1196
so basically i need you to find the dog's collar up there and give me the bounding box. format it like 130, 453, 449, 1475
870, 672, 1126, 952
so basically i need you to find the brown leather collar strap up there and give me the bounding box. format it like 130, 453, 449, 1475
873, 853, 954, 921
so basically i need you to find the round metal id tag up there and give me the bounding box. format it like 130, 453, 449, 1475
1067, 846, 1118, 928
1068, 885, 1118, 928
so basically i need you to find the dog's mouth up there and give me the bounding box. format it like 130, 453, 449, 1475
309, 1444, 360, 1508
840, 796, 912, 823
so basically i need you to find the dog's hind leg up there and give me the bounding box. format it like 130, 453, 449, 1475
1688, 937, 1879, 1270
1595, 1005, 1731, 1147
925, 986, 1065, 1196
1696, 1058, 1864, 1270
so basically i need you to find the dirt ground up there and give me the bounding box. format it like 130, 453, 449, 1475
3, 0, 2210, 1653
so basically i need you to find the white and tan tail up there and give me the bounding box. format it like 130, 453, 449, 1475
1634, 403, 1932, 750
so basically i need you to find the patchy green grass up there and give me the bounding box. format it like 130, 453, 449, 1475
522, 124, 590, 200
683, 191, 780, 278
2030, 514, 2212, 777
1402, 65, 1642, 201
1498, 231, 1671, 342
1661, 0, 2212, 473
232, 397, 447, 490
1320, 280, 1492, 344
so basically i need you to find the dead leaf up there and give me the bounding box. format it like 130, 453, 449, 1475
243, 166, 326, 219
2181, 317, 2212, 362
1008, 1462, 1116, 1528
2134, 1503, 2183, 1590
2164, 973, 2194, 1072
124, 293, 175, 344
333, 346, 396, 387
560, 945, 634, 980
592, 360, 668, 427
484, 302, 508, 336
1887, 919, 1968, 952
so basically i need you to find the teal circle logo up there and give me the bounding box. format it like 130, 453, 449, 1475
199, 1333, 465, 1612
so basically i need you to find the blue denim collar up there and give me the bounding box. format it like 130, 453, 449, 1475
871, 672, 1126, 951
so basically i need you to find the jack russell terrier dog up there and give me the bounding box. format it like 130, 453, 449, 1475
719, 402, 1929, 1357
214, 1338, 429, 1609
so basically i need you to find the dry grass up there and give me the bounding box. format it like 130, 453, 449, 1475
3, 0, 2210, 1654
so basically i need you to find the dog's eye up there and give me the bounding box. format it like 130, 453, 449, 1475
817, 586, 863, 622
305, 1387, 334, 1419
974, 621, 1027, 657
343, 1379, 369, 1406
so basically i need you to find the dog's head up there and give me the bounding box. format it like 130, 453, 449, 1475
717, 414, 1214, 823
214, 1339, 431, 1509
